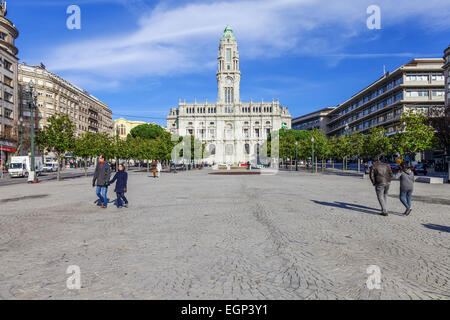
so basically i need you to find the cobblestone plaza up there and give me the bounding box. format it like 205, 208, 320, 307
0, 170, 449, 299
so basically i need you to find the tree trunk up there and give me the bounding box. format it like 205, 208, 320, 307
147, 160, 150, 172
57, 155, 61, 181
332, 160, 335, 169
342, 158, 345, 171
84, 157, 88, 177
357, 158, 360, 173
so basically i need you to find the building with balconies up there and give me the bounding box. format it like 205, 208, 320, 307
292, 107, 335, 132
326, 58, 445, 137
18, 63, 113, 147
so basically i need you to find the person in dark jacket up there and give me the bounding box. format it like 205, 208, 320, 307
92, 155, 111, 208
109, 163, 128, 208
369, 160, 393, 216
398, 163, 414, 216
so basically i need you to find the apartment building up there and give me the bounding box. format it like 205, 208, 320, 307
444, 46, 450, 114
292, 107, 334, 131
0, 1, 19, 166
326, 58, 445, 137
18, 64, 113, 142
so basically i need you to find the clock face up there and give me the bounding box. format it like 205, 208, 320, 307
226, 78, 232, 85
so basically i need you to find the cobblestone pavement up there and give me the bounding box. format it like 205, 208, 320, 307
0, 169, 449, 299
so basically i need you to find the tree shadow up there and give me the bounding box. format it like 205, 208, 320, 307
311, 200, 403, 216
422, 223, 450, 233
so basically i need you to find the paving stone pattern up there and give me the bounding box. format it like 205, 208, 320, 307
0, 170, 449, 299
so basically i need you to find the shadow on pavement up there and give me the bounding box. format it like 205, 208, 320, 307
422, 223, 450, 233
311, 200, 403, 216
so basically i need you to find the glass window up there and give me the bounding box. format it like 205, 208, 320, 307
226, 49, 231, 62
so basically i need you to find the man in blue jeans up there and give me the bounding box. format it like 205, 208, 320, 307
92, 155, 111, 209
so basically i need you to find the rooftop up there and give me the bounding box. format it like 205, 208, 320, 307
221, 25, 236, 40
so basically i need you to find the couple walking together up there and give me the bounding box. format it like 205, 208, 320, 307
92, 155, 129, 209
369, 161, 414, 216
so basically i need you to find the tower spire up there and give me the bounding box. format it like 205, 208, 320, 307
217, 25, 241, 104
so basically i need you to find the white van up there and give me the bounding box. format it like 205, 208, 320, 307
43, 162, 58, 172
8, 156, 43, 178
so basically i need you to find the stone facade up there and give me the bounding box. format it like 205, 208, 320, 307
166, 26, 291, 165
0, 1, 19, 166
113, 118, 153, 139
18, 64, 113, 140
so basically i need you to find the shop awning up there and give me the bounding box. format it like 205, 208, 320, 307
0, 146, 16, 153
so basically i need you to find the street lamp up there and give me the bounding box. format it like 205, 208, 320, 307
18, 116, 23, 156
311, 136, 315, 173
26, 80, 38, 183
344, 124, 349, 171
295, 140, 298, 171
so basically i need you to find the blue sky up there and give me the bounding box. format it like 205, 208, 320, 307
8, 0, 450, 126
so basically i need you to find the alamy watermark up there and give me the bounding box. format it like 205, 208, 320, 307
66, 5, 81, 30
170, 129, 280, 175
66, 265, 81, 290
366, 5, 381, 30
366, 265, 381, 290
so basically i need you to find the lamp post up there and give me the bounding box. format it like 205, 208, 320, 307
311, 136, 315, 173
18, 116, 23, 156
295, 140, 298, 171
344, 124, 349, 171
26, 80, 38, 183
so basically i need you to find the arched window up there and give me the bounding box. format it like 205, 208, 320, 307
225, 123, 233, 139
209, 144, 216, 155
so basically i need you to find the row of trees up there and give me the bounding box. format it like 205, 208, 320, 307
270, 110, 436, 169
36, 115, 176, 181
36, 109, 438, 180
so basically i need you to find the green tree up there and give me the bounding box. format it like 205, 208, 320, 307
36, 114, 75, 181
73, 132, 99, 176
391, 109, 436, 162
348, 132, 365, 171
363, 127, 392, 160
129, 123, 166, 140
333, 134, 352, 170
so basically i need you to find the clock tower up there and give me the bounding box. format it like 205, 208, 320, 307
217, 25, 240, 104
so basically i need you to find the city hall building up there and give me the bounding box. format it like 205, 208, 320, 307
166, 26, 291, 165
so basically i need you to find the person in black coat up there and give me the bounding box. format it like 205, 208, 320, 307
109, 164, 128, 208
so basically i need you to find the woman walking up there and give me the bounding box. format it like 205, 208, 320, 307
109, 163, 128, 208
156, 161, 162, 178
398, 162, 414, 215
151, 160, 157, 178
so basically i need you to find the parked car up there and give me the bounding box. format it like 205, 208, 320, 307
413, 164, 428, 176
43, 162, 58, 172
388, 163, 401, 174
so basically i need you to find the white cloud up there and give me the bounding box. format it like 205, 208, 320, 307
45, 0, 450, 84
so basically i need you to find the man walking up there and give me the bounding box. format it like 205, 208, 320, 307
369, 160, 393, 216
92, 155, 111, 209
